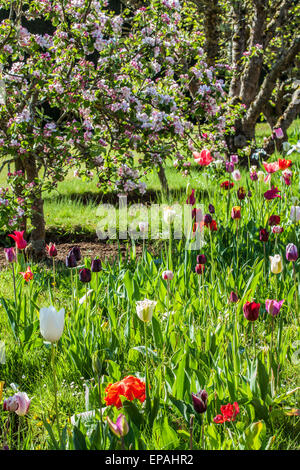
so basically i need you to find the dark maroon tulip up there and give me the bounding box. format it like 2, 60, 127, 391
264, 186, 281, 200
79, 268, 91, 283
70, 245, 81, 261
204, 214, 212, 225
208, 204, 215, 214
268, 215, 280, 226
259, 228, 269, 242
195, 264, 205, 274
197, 254, 207, 264
66, 252, 77, 268
286, 243, 298, 262
192, 390, 208, 414
229, 291, 238, 303
186, 189, 196, 206
91, 258, 102, 272
192, 208, 202, 221
243, 302, 260, 321
248, 190, 252, 198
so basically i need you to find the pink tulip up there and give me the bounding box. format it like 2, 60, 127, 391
274, 128, 284, 139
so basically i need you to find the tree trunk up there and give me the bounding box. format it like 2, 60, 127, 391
157, 164, 169, 197
14, 157, 27, 234
264, 86, 300, 155
23, 155, 46, 258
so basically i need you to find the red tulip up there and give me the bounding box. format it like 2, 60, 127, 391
278, 159, 292, 170
8, 231, 27, 250
243, 302, 260, 321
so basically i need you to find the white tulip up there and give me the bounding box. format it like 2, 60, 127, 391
136, 299, 157, 322
163, 207, 176, 225
290, 206, 300, 223
39, 306, 65, 343
257, 171, 265, 182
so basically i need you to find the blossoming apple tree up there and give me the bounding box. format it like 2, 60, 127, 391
0, 0, 231, 254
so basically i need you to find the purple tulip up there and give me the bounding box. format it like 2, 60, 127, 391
286, 243, 298, 262
204, 213, 212, 225
250, 171, 258, 181
197, 254, 207, 264
230, 154, 239, 164
70, 246, 81, 261
229, 291, 239, 303
4, 247, 16, 263
79, 268, 91, 283
91, 258, 102, 272
208, 204, 215, 214
192, 389, 208, 414
265, 299, 284, 317
225, 161, 234, 173
66, 252, 77, 268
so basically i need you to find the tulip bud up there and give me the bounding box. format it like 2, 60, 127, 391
79, 268, 92, 283
4, 247, 16, 263
192, 390, 208, 414
91, 259, 102, 272
107, 414, 129, 438
269, 254, 283, 274
286, 243, 298, 262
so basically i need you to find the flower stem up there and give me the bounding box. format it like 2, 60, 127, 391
51, 343, 61, 447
